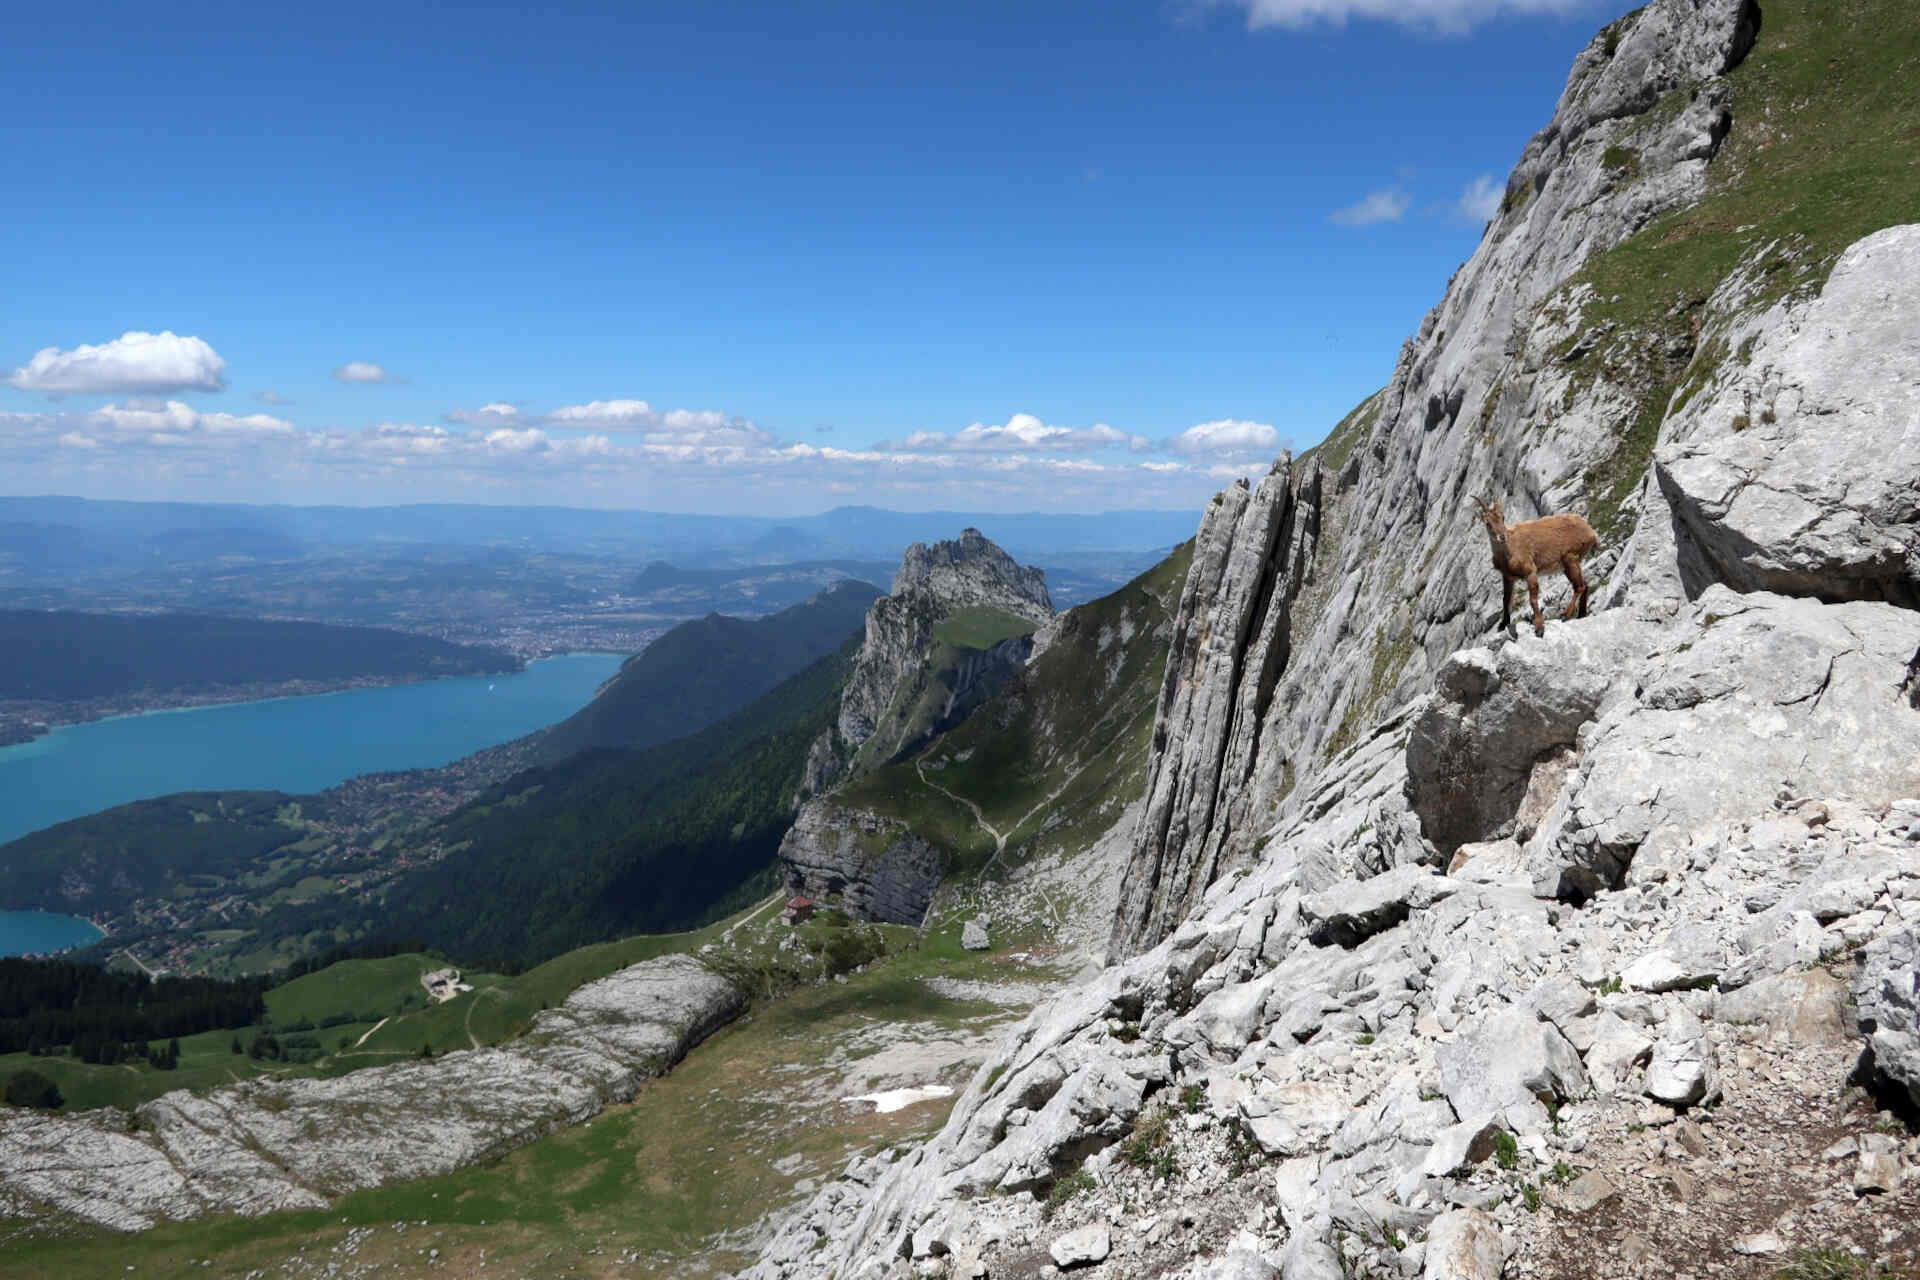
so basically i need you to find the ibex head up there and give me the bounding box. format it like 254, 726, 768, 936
1470, 495, 1505, 531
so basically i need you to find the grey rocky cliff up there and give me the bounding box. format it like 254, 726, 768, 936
780, 529, 1054, 924
778, 801, 946, 926
0, 954, 742, 1232
836, 527, 1054, 770
1105, 0, 1770, 959
745, 0, 1920, 1271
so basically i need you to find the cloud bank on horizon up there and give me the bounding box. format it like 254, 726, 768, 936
2, 331, 1297, 512
1204, 0, 1599, 34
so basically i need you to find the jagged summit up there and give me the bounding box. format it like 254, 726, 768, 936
889, 527, 1054, 621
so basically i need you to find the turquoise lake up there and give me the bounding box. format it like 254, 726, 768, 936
0, 652, 627, 954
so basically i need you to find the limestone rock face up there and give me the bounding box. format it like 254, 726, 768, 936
837, 528, 1053, 768
0, 954, 741, 1232
1855, 920, 1920, 1111
777, 802, 945, 926
1112, 464, 1324, 956
891, 527, 1053, 615
1656, 225, 1920, 608
1108, 0, 1767, 960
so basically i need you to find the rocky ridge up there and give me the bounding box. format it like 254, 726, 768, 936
784, 530, 1056, 921
0, 954, 742, 1232
746, 0, 1920, 1274
1110, 0, 1783, 959
836, 528, 1055, 773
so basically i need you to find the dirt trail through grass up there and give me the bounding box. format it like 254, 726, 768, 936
915, 755, 1005, 853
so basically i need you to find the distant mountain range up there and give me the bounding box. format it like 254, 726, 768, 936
0, 496, 1201, 575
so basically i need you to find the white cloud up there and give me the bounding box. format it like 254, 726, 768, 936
542, 398, 773, 448
1203, 0, 1593, 36
445, 402, 525, 428
6, 331, 227, 394
1328, 187, 1411, 227
886, 413, 1150, 454
1458, 173, 1504, 220
484, 426, 550, 454
254, 390, 289, 405
1166, 418, 1281, 457
58, 431, 101, 450
87, 399, 296, 441
333, 361, 398, 384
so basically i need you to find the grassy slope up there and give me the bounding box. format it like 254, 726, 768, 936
247, 637, 860, 972
0, 903, 1046, 1279
536, 579, 878, 762
1562, 0, 1920, 536
0, 923, 747, 1115
838, 541, 1193, 879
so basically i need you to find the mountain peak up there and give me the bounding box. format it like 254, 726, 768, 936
890, 528, 1053, 622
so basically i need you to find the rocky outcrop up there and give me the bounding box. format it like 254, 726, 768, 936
1112, 464, 1324, 957
1856, 915, 1920, 1113
747, 585, 1920, 1275
746, 0, 1920, 1272
1656, 225, 1920, 608
0, 954, 742, 1232
891, 527, 1052, 614
836, 528, 1054, 768
778, 802, 946, 925
1106, 0, 1774, 959
779, 529, 1055, 925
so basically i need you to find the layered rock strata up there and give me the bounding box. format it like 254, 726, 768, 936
747, 0, 1920, 1271
782, 529, 1055, 923
0, 954, 742, 1232
1109, 0, 1772, 959
836, 528, 1054, 768
778, 802, 946, 925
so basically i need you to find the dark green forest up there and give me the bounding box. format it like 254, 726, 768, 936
0, 792, 313, 917
0, 610, 518, 702
0, 958, 267, 1059
536, 578, 876, 761
256, 636, 862, 970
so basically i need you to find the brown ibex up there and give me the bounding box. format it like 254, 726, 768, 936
1472, 497, 1599, 637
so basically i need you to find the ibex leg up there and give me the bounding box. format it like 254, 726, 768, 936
1527, 571, 1543, 637
1563, 556, 1588, 619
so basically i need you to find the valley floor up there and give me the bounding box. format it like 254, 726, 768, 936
0, 809, 1130, 1278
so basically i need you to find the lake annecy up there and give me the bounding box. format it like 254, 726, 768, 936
0, 651, 626, 856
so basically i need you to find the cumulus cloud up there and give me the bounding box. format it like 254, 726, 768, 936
6, 331, 227, 395
1458, 173, 1504, 220
1166, 418, 1281, 458
444, 402, 525, 428
58, 431, 101, 450
1329, 187, 1411, 227
254, 390, 290, 405
885, 413, 1150, 454
1200, 0, 1594, 35
88, 399, 296, 441
541, 398, 773, 449
333, 361, 399, 384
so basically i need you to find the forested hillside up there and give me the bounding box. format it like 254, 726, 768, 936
228, 637, 863, 971
0, 611, 518, 701
536, 578, 877, 761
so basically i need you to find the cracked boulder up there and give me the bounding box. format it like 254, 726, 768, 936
1300, 865, 1459, 948
1436, 1009, 1590, 1134
1528, 587, 1920, 901
1657, 224, 1920, 608
1855, 922, 1920, 1111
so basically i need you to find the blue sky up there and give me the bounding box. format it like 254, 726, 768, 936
2, 0, 1622, 514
